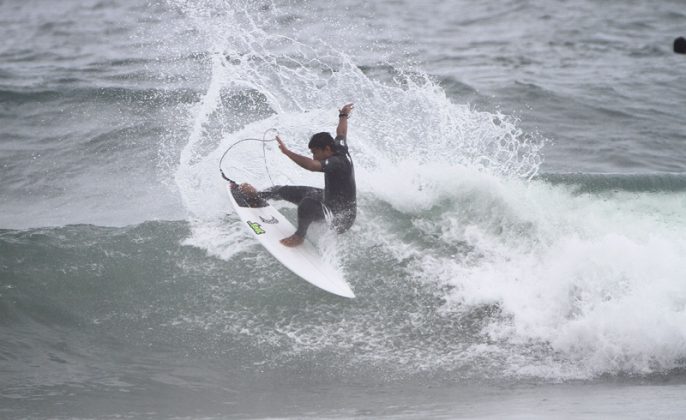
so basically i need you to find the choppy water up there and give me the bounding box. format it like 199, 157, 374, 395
1, 0, 686, 418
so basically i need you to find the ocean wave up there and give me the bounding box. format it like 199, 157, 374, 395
0, 86, 200, 105
539, 172, 686, 193
2, 169, 686, 383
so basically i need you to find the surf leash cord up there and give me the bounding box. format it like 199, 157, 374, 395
218, 128, 278, 185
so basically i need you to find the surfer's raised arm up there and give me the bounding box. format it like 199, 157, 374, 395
276, 135, 322, 172
336, 103, 354, 138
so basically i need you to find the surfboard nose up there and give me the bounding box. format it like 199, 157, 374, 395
334, 285, 355, 299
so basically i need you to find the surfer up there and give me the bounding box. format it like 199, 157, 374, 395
240, 103, 356, 247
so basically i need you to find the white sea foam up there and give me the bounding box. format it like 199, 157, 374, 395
390, 171, 686, 378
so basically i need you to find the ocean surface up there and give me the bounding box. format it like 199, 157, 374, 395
2, 0, 686, 418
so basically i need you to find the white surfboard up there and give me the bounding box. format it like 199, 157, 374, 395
226, 183, 355, 298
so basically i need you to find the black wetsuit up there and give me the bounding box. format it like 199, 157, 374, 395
259, 135, 356, 237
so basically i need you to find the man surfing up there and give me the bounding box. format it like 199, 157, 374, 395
240, 103, 356, 247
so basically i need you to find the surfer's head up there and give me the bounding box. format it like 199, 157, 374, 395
308, 132, 335, 160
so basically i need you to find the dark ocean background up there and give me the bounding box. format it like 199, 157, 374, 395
2, 0, 686, 418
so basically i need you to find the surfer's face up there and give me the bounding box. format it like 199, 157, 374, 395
310, 146, 333, 161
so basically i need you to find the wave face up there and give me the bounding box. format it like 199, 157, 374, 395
2, 173, 686, 389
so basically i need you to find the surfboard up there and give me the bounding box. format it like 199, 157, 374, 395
226, 182, 355, 298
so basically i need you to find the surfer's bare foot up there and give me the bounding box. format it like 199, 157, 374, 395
280, 234, 304, 247
239, 183, 257, 198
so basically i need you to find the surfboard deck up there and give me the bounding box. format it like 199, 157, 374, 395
226, 183, 355, 298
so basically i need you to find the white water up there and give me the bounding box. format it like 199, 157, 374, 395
399, 172, 686, 378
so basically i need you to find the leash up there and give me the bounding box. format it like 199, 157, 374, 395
218, 128, 279, 186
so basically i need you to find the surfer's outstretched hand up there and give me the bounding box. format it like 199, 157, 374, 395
339, 103, 354, 117
276, 135, 290, 155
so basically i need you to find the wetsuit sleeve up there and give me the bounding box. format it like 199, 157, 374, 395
334, 135, 348, 151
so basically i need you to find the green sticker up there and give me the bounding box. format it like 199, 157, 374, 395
247, 221, 266, 235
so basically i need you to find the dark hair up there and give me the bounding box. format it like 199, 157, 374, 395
675, 37, 686, 54
308, 132, 335, 150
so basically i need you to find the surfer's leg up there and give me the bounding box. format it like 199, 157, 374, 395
331, 209, 356, 234
258, 185, 325, 245
280, 197, 325, 247
294, 196, 326, 237
259, 186, 323, 205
